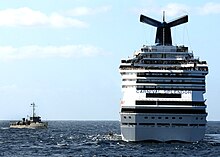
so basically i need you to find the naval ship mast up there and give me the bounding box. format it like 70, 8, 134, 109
31, 102, 36, 118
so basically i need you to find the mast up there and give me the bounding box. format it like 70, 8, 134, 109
162, 11, 165, 45
31, 102, 36, 117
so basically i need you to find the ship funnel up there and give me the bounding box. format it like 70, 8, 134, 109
140, 12, 188, 45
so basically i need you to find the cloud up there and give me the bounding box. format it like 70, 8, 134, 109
0, 45, 106, 61
197, 2, 220, 15
0, 7, 87, 28
161, 3, 189, 17
0, 84, 17, 92
135, 2, 220, 18
49, 13, 87, 28
133, 2, 189, 18
0, 6, 112, 28
66, 6, 111, 16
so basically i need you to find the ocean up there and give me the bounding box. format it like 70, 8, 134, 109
0, 121, 220, 157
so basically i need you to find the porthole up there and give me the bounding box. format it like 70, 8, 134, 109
124, 116, 126, 119
179, 117, 182, 120
129, 116, 131, 119
165, 117, 168, 119
158, 117, 162, 119
172, 117, 175, 119
144, 117, 148, 119
151, 117, 155, 119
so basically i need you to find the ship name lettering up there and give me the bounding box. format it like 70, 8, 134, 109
136, 90, 192, 94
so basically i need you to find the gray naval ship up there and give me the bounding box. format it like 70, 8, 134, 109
119, 12, 208, 142
10, 103, 48, 129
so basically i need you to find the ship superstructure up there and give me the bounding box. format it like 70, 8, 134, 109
119, 13, 208, 142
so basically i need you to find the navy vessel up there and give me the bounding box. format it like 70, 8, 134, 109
10, 103, 48, 129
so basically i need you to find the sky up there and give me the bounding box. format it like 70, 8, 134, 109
0, 0, 219, 121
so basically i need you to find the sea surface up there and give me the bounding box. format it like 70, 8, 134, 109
0, 121, 220, 157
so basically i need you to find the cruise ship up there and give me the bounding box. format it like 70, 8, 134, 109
119, 13, 208, 142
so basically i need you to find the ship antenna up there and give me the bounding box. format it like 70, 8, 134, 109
163, 11, 165, 22
163, 11, 165, 45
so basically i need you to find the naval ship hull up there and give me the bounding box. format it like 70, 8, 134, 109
10, 122, 48, 129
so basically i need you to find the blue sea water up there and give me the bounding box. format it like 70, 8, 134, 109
0, 121, 220, 156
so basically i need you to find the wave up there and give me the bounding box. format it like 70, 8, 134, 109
0, 127, 9, 130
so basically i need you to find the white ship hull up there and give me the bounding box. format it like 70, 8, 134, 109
120, 113, 206, 142
121, 125, 205, 142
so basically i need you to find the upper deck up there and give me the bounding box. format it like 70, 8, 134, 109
140, 45, 188, 53
119, 45, 208, 73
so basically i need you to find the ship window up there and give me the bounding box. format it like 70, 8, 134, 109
179, 117, 182, 119
122, 60, 126, 63
172, 123, 188, 127
129, 116, 131, 119
200, 117, 203, 120
124, 116, 126, 119
151, 54, 161, 58
172, 117, 175, 119
158, 117, 162, 119
165, 117, 169, 119
157, 123, 170, 126
139, 123, 155, 126
196, 117, 198, 120
122, 123, 128, 125
146, 93, 181, 98
136, 101, 205, 106
151, 117, 155, 119
190, 124, 198, 126
121, 108, 206, 114
144, 117, 148, 119
129, 123, 137, 125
